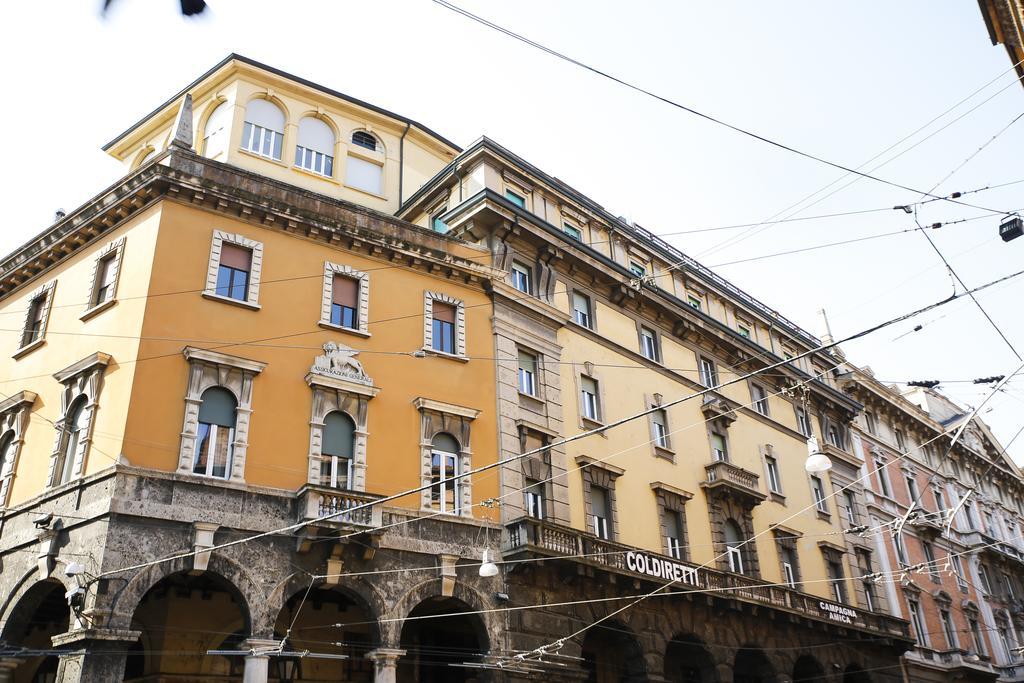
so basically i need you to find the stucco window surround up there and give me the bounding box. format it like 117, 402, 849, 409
177, 347, 266, 483
305, 372, 379, 491
701, 396, 737, 463
502, 171, 533, 212
651, 481, 691, 560
820, 543, 849, 604
576, 455, 624, 541
81, 236, 127, 321
344, 129, 386, 197
422, 291, 467, 359
239, 95, 288, 163
47, 353, 111, 488
772, 528, 802, 590
319, 262, 370, 337
414, 398, 479, 517
646, 393, 674, 460
636, 320, 662, 364
202, 230, 264, 310
706, 490, 760, 577
760, 444, 785, 502
574, 362, 605, 430
14, 280, 56, 358
294, 114, 338, 180
0, 391, 37, 507
520, 428, 553, 520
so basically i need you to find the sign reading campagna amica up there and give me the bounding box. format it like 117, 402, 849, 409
625, 551, 701, 586
818, 601, 858, 624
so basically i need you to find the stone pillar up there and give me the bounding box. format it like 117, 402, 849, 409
242, 638, 279, 683
366, 648, 405, 683
51, 628, 139, 683
0, 660, 22, 683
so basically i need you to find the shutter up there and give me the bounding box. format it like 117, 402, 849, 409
432, 301, 456, 323
220, 243, 252, 270
580, 376, 597, 395
298, 117, 335, 155
245, 99, 285, 131
345, 156, 383, 195
652, 409, 666, 428
322, 411, 355, 458
591, 486, 610, 518
333, 275, 358, 307
518, 351, 536, 375
197, 387, 237, 427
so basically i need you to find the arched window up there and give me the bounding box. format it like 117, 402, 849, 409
321, 411, 355, 489
203, 100, 232, 161
296, 117, 335, 177
56, 397, 88, 485
193, 387, 237, 479
724, 519, 745, 574
240, 99, 284, 161
135, 147, 158, 169
0, 430, 15, 484
346, 131, 383, 195
430, 433, 461, 514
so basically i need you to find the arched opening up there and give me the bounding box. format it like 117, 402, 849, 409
126, 570, 249, 680
0, 579, 70, 682
321, 411, 355, 489
52, 395, 88, 486
843, 664, 872, 683
734, 646, 776, 683
345, 131, 383, 195
272, 585, 379, 681
193, 386, 237, 479
203, 100, 232, 161
430, 433, 461, 515
581, 619, 647, 682
398, 596, 488, 683
241, 98, 285, 160
724, 519, 746, 574
296, 116, 336, 177
793, 655, 825, 682
665, 633, 717, 682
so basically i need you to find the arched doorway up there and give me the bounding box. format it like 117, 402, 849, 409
734, 646, 776, 683
272, 586, 379, 681
793, 655, 825, 682
0, 579, 70, 682
398, 596, 488, 683
665, 633, 717, 682
125, 570, 250, 680
580, 619, 647, 683
844, 664, 872, 683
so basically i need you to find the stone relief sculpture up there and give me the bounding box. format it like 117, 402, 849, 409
311, 341, 371, 384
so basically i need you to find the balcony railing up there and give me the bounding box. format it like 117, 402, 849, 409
961, 530, 1024, 566
504, 517, 910, 639
702, 461, 765, 502
297, 485, 384, 529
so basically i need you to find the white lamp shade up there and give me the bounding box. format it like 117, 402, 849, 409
479, 549, 500, 577
805, 451, 833, 473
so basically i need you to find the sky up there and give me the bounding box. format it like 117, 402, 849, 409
1, 1, 1023, 462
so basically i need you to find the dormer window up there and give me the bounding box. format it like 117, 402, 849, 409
295, 117, 335, 177
351, 130, 378, 151
240, 99, 284, 161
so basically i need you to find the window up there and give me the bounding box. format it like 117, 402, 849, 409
908, 599, 927, 645
629, 261, 647, 278
979, 564, 993, 594
796, 407, 811, 437
346, 154, 384, 195
952, 555, 968, 591
52, 397, 87, 486
215, 243, 252, 301
505, 189, 526, 208
906, 474, 920, 504
511, 262, 532, 294
934, 488, 946, 512
87, 238, 126, 312
665, 510, 683, 559
811, 476, 829, 514
591, 485, 611, 539
922, 542, 939, 582
518, 350, 538, 396
572, 291, 593, 328
351, 131, 378, 151
843, 491, 858, 525
894, 429, 906, 451
970, 617, 986, 655
640, 327, 659, 362
699, 357, 718, 388
711, 432, 728, 462
964, 500, 979, 530
998, 624, 1015, 662
193, 387, 237, 479
430, 433, 461, 514
651, 408, 669, 449
687, 295, 702, 311
941, 609, 958, 649
751, 384, 769, 416
765, 456, 782, 494
827, 559, 847, 603
330, 275, 359, 329
295, 117, 335, 177
724, 519, 745, 574
563, 222, 582, 241
431, 301, 457, 354
876, 458, 892, 498
863, 580, 877, 612
580, 376, 600, 422
894, 534, 908, 566
202, 100, 231, 161
1004, 573, 1016, 600
780, 545, 799, 587
865, 411, 877, 435
737, 324, 751, 339
986, 512, 1001, 539
240, 98, 284, 160
320, 411, 354, 489
524, 478, 545, 519
0, 432, 15, 503
21, 287, 53, 349
431, 210, 448, 234
827, 424, 842, 448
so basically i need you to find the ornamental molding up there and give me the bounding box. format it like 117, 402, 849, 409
310, 341, 372, 387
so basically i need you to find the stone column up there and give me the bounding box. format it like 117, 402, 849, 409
366, 648, 405, 683
0, 659, 22, 683
51, 628, 140, 683
242, 638, 279, 683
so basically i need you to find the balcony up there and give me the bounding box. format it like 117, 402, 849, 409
701, 460, 766, 505
961, 530, 1024, 566
504, 517, 910, 640
821, 442, 860, 469
297, 485, 384, 529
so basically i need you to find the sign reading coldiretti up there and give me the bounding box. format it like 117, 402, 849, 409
819, 601, 858, 624
625, 551, 701, 586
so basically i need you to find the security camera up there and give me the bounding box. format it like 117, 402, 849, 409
65, 586, 86, 611
65, 562, 86, 577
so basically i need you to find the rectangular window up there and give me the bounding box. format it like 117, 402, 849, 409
986, 512, 1000, 539
580, 376, 600, 422
894, 534, 908, 566
591, 485, 611, 539
894, 429, 906, 451
782, 560, 797, 588
711, 433, 728, 462
964, 501, 978, 530
651, 409, 669, 449
863, 580, 877, 611
511, 262, 532, 294
572, 291, 593, 328
1004, 573, 1016, 600
865, 411, 877, 435
780, 545, 799, 588
430, 450, 460, 514
330, 275, 359, 329
727, 544, 744, 574
699, 357, 718, 388
320, 453, 352, 490
844, 491, 858, 525
629, 261, 647, 278
979, 564, 992, 594
941, 609, 959, 649
194, 422, 234, 479
876, 459, 892, 498
952, 555, 968, 591
563, 222, 582, 240
215, 243, 252, 301
827, 424, 843, 448
906, 474, 920, 504
922, 542, 939, 582
765, 456, 781, 493
295, 144, 333, 176
934, 488, 946, 511
796, 407, 811, 437
998, 626, 1014, 662
518, 350, 538, 396
970, 617, 986, 655
92, 254, 118, 306
828, 559, 847, 603
811, 476, 829, 513
751, 384, 769, 416
908, 600, 927, 645
505, 189, 526, 208
241, 121, 283, 160
524, 478, 545, 519
22, 295, 48, 348
431, 301, 457, 354
346, 156, 383, 195
737, 324, 751, 339
640, 327, 659, 362
431, 212, 448, 234
687, 295, 702, 311
665, 510, 683, 559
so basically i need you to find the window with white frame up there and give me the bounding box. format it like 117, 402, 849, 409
737, 323, 751, 339
48, 353, 110, 487
651, 407, 669, 450
687, 295, 703, 311
796, 406, 812, 437
524, 478, 545, 519
202, 100, 231, 161
665, 509, 684, 559
827, 557, 847, 603
86, 238, 126, 312
979, 563, 993, 594
969, 616, 986, 655
346, 132, 384, 195
827, 424, 843, 448
894, 534, 908, 566
934, 487, 946, 512
0, 431, 14, 506
320, 411, 355, 489
295, 117, 335, 177
894, 428, 906, 451
511, 261, 532, 294
724, 519, 745, 574
922, 541, 939, 582
580, 375, 601, 422
952, 555, 969, 591
906, 472, 920, 503
811, 476, 829, 513
591, 485, 611, 539
518, 350, 538, 396
53, 397, 87, 486
640, 326, 659, 362
843, 491, 858, 525
424, 293, 466, 357
204, 232, 263, 308
240, 98, 284, 160
193, 387, 237, 479
711, 432, 728, 462
781, 547, 799, 587
699, 357, 718, 388
18, 282, 55, 351
908, 599, 928, 645
751, 383, 769, 416
572, 291, 593, 328
940, 609, 959, 649
629, 261, 646, 278
320, 263, 369, 334
430, 432, 462, 515
765, 455, 782, 493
